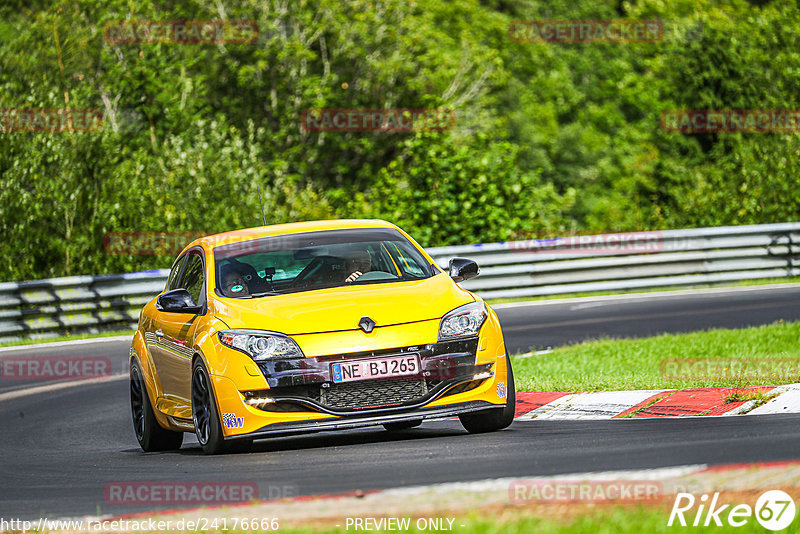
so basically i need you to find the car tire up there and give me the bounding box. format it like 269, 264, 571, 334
383, 420, 422, 431
191, 359, 252, 455
130, 360, 184, 452
458, 355, 516, 434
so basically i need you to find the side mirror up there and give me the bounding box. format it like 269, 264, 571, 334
448, 258, 479, 283
156, 289, 201, 314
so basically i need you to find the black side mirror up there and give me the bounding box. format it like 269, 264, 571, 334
156, 289, 202, 314
448, 258, 479, 283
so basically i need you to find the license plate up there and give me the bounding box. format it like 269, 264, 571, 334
331, 355, 420, 383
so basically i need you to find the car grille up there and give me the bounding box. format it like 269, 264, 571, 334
320, 378, 428, 410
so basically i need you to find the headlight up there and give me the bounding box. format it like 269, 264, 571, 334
439, 302, 488, 341
218, 330, 304, 361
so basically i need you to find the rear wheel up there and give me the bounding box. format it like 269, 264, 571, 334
191, 359, 252, 455
459, 355, 516, 434
130, 360, 184, 452
383, 420, 422, 431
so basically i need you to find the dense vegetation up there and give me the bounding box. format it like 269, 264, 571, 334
1, 0, 798, 281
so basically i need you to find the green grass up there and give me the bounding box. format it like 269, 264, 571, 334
511, 321, 800, 392
486, 276, 800, 305
270, 506, 780, 534
724, 389, 779, 408
0, 329, 135, 348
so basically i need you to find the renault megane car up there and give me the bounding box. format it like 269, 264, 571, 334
129, 219, 515, 454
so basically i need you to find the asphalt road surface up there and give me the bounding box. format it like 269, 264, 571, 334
2, 380, 799, 519
1, 285, 798, 519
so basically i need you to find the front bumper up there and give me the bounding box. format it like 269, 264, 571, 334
226, 401, 499, 441
211, 323, 509, 439
245, 338, 487, 415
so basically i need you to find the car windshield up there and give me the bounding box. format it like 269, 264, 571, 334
213, 228, 435, 298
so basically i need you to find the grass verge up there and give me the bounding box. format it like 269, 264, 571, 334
724, 388, 779, 409
0, 329, 135, 348
511, 321, 800, 392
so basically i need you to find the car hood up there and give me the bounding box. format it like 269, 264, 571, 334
211, 273, 475, 336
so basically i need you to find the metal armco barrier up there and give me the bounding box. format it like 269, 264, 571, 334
429, 222, 800, 299
1, 222, 799, 341
0, 270, 169, 342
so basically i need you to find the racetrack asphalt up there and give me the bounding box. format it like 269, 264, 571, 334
1, 285, 799, 519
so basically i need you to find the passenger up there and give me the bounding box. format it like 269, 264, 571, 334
344, 249, 372, 283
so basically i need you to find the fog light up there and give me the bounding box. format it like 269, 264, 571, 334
244, 393, 275, 409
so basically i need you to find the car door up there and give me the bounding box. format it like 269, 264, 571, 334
149, 249, 205, 409
144, 253, 185, 394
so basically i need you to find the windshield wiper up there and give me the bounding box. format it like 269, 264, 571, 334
244, 291, 282, 298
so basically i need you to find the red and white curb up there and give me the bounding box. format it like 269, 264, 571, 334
514, 383, 800, 420
749, 383, 800, 415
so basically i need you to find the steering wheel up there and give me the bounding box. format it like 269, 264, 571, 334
349, 271, 398, 282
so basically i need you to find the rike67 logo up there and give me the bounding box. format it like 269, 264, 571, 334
668, 490, 796, 530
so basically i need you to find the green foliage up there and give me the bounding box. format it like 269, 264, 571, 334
1, 0, 799, 280
341, 133, 575, 245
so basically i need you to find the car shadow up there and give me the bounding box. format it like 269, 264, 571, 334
173, 423, 467, 456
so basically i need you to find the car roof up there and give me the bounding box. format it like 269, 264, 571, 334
190, 219, 400, 251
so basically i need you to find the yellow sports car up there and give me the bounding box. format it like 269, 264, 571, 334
129, 219, 515, 454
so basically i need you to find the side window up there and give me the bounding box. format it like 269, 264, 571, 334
166, 255, 186, 291
178, 252, 205, 305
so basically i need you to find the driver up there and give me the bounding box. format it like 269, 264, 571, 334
344, 249, 372, 283
220, 265, 250, 297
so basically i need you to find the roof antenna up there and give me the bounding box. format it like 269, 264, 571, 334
257, 184, 267, 226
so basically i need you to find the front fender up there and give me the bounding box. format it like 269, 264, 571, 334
194, 317, 269, 391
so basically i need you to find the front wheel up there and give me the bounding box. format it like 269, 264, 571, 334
459, 355, 516, 434
191, 359, 252, 455
130, 360, 184, 452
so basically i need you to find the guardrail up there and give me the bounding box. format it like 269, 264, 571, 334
428, 222, 800, 299
1, 222, 798, 342
0, 270, 169, 342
